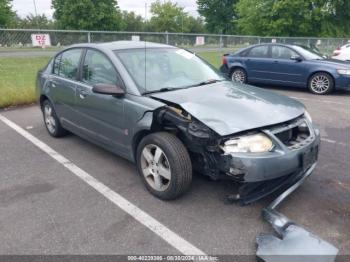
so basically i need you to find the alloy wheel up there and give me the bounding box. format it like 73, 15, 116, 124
231, 69, 246, 83
140, 144, 171, 192
44, 104, 56, 134
310, 75, 330, 94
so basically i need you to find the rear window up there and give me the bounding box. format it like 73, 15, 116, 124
248, 46, 269, 58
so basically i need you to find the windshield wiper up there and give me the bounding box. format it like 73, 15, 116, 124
143, 87, 183, 95
187, 79, 224, 88
143, 79, 225, 95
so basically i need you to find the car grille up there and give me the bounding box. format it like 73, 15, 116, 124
269, 117, 314, 150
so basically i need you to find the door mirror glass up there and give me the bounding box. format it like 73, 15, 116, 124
290, 55, 302, 62
92, 83, 125, 97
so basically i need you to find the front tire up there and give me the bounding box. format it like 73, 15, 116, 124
308, 72, 334, 95
136, 132, 192, 200
42, 100, 68, 137
230, 68, 247, 84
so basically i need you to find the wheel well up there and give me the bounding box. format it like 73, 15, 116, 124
132, 130, 151, 162
308, 71, 335, 86
39, 95, 48, 109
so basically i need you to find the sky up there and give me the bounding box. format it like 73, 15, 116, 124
11, 0, 199, 19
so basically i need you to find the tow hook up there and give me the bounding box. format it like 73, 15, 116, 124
256, 162, 339, 262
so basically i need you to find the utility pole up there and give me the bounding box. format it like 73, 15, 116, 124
32, 0, 39, 29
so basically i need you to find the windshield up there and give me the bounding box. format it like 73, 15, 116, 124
292, 45, 324, 60
115, 48, 225, 94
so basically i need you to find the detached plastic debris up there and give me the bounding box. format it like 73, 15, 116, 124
256, 163, 339, 262
257, 224, 338, 262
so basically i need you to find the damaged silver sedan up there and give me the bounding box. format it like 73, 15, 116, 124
36, 41, 320, 202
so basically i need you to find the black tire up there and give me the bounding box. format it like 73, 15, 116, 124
230, 67, 247, 84
308, 72, 334, 95
42, 100, 68, 137
136, 132, 192, 200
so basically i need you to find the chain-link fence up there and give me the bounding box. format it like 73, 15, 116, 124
1, 28, 350, 55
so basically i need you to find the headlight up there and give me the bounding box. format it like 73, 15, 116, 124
221, 133, 273, 153
337, 69, 350, 75
304, 110, 312, 123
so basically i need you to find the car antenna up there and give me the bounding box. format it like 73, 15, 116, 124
144, 2, 147, 93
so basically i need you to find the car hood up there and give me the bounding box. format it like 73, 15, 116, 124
311, 58, 350, 68
150, 81, 305, 136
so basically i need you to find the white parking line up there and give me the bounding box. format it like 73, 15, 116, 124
321, 138, 348, 147
0, 114, 206, 256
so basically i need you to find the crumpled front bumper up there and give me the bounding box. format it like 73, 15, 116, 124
221, 125, 320, 183
220, 120, 321, 204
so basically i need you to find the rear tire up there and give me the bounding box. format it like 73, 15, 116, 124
308, 72, 334, 95
230, 68, 247, 84
136, 132, 192, 200
42, 100, 68, 137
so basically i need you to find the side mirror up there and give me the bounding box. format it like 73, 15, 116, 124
92, 83, 125, 97
290, 55, 302, 62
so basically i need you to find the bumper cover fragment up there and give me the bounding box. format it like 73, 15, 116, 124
256, 162, 339, 262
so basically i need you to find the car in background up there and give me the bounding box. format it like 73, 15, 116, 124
36, 41, 320, 203
332, 44, 350, 61
221, 43, 350, 95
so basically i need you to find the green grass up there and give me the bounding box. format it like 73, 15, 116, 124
0, 56, 50, 108
197, 51, 225, 69
0, 51, 223, 109
0, 47, 62, 52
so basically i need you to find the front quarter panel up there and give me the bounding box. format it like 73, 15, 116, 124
123, 95, 166, 161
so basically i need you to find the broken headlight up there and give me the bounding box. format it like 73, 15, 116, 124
222, 133, 273, 153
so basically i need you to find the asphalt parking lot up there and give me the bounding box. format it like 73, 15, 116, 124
0, 87, 349, 257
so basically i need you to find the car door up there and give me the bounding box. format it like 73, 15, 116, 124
269, 45, 305, 86
49, 48, 83, 130
75, 48, 127, 155
244, 45, 272, 83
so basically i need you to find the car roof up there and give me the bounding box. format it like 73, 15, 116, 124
247, 43, 300, 49
235, 43, 304, 54
69, 41, 175, 51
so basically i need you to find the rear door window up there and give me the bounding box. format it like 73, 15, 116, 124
56, 49, 82, 80
248, 46, 269, 58
53, 54, 62, 75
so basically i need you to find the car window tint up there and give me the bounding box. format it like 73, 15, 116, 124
116, 48, 224, 93
58, 49, 82, 80
82, 50, 120, 86
271, 46, 297, 59
248, 46, 269, 58
53, 54, 62, 75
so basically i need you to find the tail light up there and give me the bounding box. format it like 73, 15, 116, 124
333, 50, 341, 56
222, 56, 227, 65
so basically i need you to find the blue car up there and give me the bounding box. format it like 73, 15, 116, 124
220, 43, 350, 95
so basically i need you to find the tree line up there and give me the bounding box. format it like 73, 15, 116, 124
1, 0, 350, 37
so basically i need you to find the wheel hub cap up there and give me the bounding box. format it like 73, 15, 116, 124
311, 75, 329, 93
44, 105, 56, 134
141, 144, 171, 191
232, 70, 245, 83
